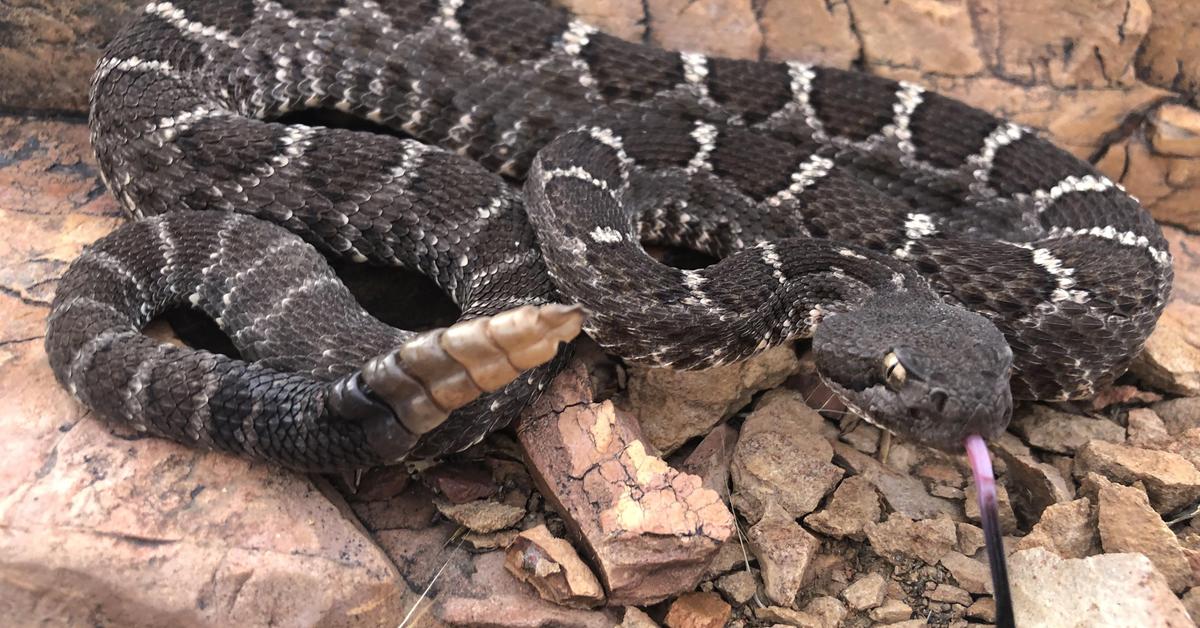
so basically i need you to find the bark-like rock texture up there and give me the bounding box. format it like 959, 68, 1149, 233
4, 1, 1200, 627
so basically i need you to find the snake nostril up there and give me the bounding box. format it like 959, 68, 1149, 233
930, 390, 949, 413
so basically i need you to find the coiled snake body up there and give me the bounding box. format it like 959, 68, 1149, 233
47, 0, 1173, 469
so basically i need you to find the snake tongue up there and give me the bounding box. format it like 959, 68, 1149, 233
965, 434, 1016, 628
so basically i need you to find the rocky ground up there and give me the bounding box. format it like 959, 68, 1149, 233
2, 0, 1200, 626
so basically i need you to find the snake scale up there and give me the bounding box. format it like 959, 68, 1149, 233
46, 0, 1174, 471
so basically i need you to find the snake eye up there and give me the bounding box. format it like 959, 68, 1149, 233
883, 351, 906, 389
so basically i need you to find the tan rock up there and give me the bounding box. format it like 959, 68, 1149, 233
1010, 548, 1193, 627
956, 522, 985, 556
1153, 397, 1200, 435
518, 364, 733, 606
552, 0, 645, 41
621, 606, 660, 628
755, 606, 820, 627
1181, 588, 1200, 627
714, 569, 758, 605
1075, 440, 1200, 514
842, 572, 887, 610
1096, 479, 1193, 592
664, 591, 731, 628
864, 513, 957, 566
747, 502, 821, 606
677, 422, 738, 495
1127, 408, 1173, 449
1011, 404, 1125, 454
759, 0, 859, 67
626, 345, 798, 454
996, 444, 1073, 525
731, 389, 844, 522
1132, 300, 1200, 396
965, 597, 996, 623
1137, 0, 1200, 101
963, 482, 1018, 535
834, 444, 960, 521
1104, 137, 1200, 232
1015, 498, 1099, 559
939, 551, 991, 595
926, 583, 972, 606
1151, 104, 1200, 158
803, 595, 847, 627
804, 475, 881, 540
505, 524, 606, 609
645, 0, 762, 60
870, 598, 914, 623
1167, 428, 1200, 472
435, 498, 525, 533
850, 0, 986, 76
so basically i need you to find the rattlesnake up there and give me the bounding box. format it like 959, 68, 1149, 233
46, 0, 1173, 470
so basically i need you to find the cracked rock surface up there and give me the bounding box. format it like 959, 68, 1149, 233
4, 0, 1200, 626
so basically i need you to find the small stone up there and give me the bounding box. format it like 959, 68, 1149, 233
1010, 548, 1193, 626
996, 445, 1074, 525
1153, 397, 1200, 434
1095, 477, 1193, 592
755, 606, 820, 627
1181, 588, 1200, 626
505, 524, 606, 609
435, 498, 525, 534
965, 597, 996, 622
926, 583, 972, 606
1151, 104, 1200, 157
840, 421, 881, 454
731, 389, 844, 522
664, 592, 731, 628
1127, 408, 1172, 449
705, 539, 750, 578
678, 423, 739, 494
804, 475, 881, 540
1090, 385, 1162, 411
804, 596, 847, 626
1168, 428, 1200, 471
621, 606, 659, 628
939, 551, 991, 594
423, 462, 498, 504
628, 345, 799, 453
864, 513, 957, 565
956, 523, 985, 555
869, 598, 913, 623
915, 462, 965, 488
1015, 498, 1098, 559
1075, 440, 1200, 514
963, 482, 1018, 535
748, 501, 821, 606
930, 485, 963, 500
715, 570, 758, 606
1011, 404, 1125, 454
834, 444, 960, 520
463, 529, 520, 551
1131, 301, 1200, 396
842, 572, 887, 610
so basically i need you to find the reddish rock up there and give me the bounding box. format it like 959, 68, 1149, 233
1095, 478, 1193, 592
505, 524, 606, 609
731, 389, 844, 522
747, 502, 821, 606
804, 475, 882, 540
864, 513, 957, 566
1015, 498, 1099, 559
1075, 440, 1200, 514
1010, 548, 1193, 627
424, 462, 498, 504
1090, 385, 1162, 410
625, 345, 798, 454
663, 591, 731, 628
518, 364, 733, 606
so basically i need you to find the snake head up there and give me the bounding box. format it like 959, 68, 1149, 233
813, 292, 1013, 451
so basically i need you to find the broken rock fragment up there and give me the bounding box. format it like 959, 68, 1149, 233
1095, 478, 1194, 592
1014, 498, 1099, 559
804, 475, 882, 540
747, 501, 821, 606
864, 513, 957, 565
664, 591, 731, 628
505, 524, 606, 609
1011, 404, 1125, 454
1075, 440, 1200, 514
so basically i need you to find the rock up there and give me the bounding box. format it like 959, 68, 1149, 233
965, 597, 996, 623
505, 524, 606, 609
730, 389, 843, 522
869, 598, 913, 623
804, 475, 881, 540
834, 444, 960, 521
518, 364, 733, 606
963, 482, 1019, 535
1153, 397, 1200, 434
1131, 301, 1200, 396
996, 445, 1074, 526
1152, 104, 1200, 158
626, 344, 798, 454
1091, 385, 1163, 411
424, 462, 498, 504
1095, 478, 1193, 592
939, 551, 991, 595
646, 0, 762, 60
714, 569, 758, 606
1075, 440, 1200, 514
755, 606, 820, 627
1010, 548, 1193, 627
842, 572, 887, 610
758, 0, 858, 67
803, 595, 847, 626
1138, 0, 1200, 105
1167, 428, 1200, 472
747, 502, 820, 606
705, 539, 750, 579
926, 583, 972, 606
435, 498, 525, 534
1181, 588, 1200, 626
956, 522, 985, 556
677, 422, 739, 495
552, 0, 646, 41
1127, 408, 1173, 449
1015, 498, 1099, 559
663, 591, 731, 628
1011, 404, 1125, 454
621, 606, 660, 628
840, 421, 882, 454
864, 513, 957, 566
464, 529, 520, 551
